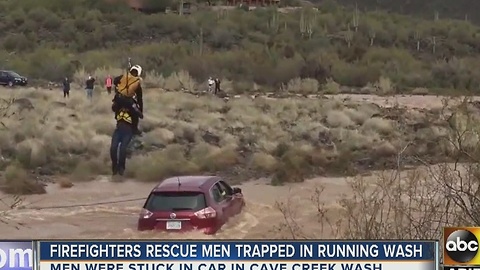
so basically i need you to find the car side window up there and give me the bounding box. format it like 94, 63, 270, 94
211, 184, 223, 203
218, 181, 233, 196
215, 182, 227, 198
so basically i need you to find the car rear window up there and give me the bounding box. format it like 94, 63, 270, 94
145, 192, 207, 212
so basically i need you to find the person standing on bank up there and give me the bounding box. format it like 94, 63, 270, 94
105, 75, 113, 94
214, 77, 221, 95
62, 77, 70, 98
85, 75, 95, 101
208, 77, 214, 93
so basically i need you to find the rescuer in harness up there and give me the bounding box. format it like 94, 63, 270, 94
113, 64, 144, 136
110, 99, 143, 176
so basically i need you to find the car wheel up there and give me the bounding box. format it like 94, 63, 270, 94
8, 81, 13, 87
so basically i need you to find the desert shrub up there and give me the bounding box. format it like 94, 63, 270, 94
143, 70, 166, 88
272, 147, 313, 185
142, 128, 175, 148
273, 99, 480, 240
343, 108, 369, 125
332, 62, 380, 87
232, 81, 255, 94
1, 163, 45, 195
218, 78, 234, 94
249, 152, 278, 172
333, 129, 379, 151
92, 119, 115, 136
129, 145, 200, 182
74, 66, 124, 85
190, 143, 240, 172
20, 48, 75, 81
322, 78, 341, 94
285, 78, 319, 94
411, 87, 429, 95
362, 117, 393, 134
325, 110, 354, 128
15, 139, 48, 168
164, 70, 197, 91
373, 76, 395, 95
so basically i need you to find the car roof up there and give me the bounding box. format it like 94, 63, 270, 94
151, 175, 220, 193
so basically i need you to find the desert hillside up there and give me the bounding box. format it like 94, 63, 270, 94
327, 0, 480, 24
1, 0, 480, 95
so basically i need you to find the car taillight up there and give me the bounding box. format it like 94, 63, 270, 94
194, 207, 216, 219
139, 208, 153, 219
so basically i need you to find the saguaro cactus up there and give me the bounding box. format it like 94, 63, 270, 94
299, 9, 315, 39
368, 29, 376, 46
352, 4, 360, 32
414, 31, 421, 51
198, 27, 203, 56
179, 0, 184, 16
268, 10, 279, 33
429, 36, 444, 54
217, 8, 228, 19
344, 24, 353, 47
432, 36, 436, 54
300, 10, 306, 35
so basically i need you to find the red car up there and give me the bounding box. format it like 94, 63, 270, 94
137, 176, 245, 234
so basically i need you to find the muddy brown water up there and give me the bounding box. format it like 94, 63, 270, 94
0, 176, 349, 239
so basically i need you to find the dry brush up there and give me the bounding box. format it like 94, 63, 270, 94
274, 97, 480, 241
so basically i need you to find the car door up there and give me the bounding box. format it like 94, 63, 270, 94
210, 183, 232, 226
217, 180, 243, 216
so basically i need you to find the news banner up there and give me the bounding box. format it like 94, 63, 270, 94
0, 240, 443, 270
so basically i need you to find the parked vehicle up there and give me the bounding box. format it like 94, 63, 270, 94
0, 70, 27, 87
137, 176, 245, 234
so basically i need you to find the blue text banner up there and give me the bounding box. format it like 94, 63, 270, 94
39, 241, 436, 261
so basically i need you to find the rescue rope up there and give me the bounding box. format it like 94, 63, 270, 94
21, 197, 147, 210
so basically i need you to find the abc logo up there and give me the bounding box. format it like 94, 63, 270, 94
446, 229, 479, 263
